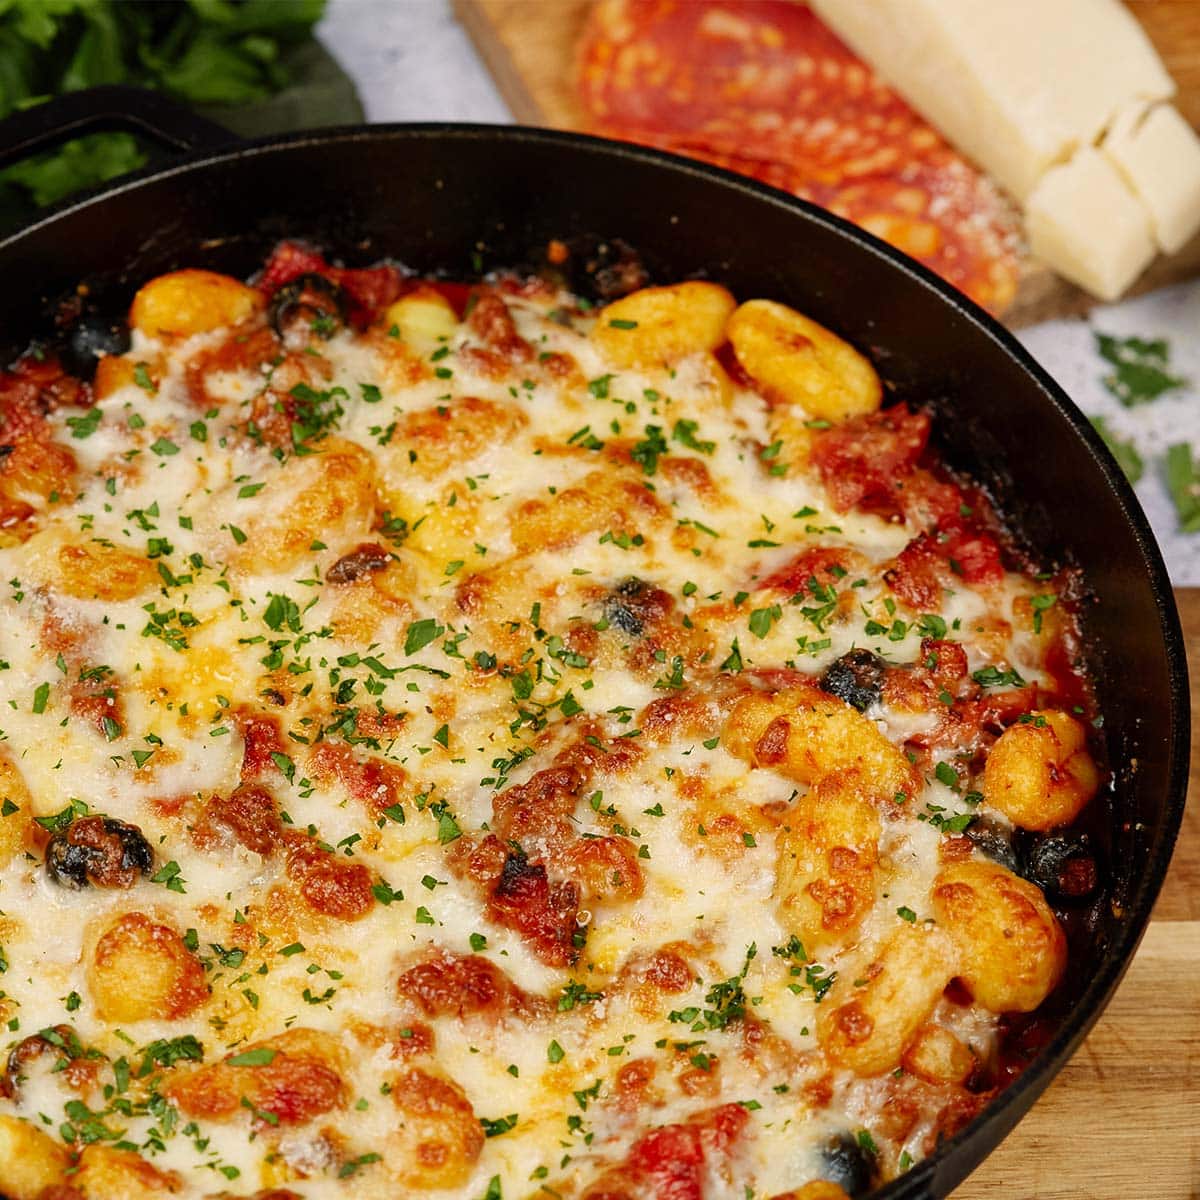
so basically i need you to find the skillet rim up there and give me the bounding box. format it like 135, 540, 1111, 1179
0, 119, 1189, 1199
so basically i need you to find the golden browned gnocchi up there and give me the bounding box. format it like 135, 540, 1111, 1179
983, 709, 1100, 830
0, 1114, 69, 1199
724, 685, 914, 798
384, 286, 460, 353
0, 750, 32, 867
130, 268, 264, 337
88, 911, 208, 1022
727, 299, 882, 420
818, 924, 957, 1075
72, 1144, 183, 1197
900, 1022, 976, 1085
592, 281, 736, 367
389, 1067, 484, 1188
0, 244, 1106, 1199
774, 772, 882, 955
932, 861, 1067, 1013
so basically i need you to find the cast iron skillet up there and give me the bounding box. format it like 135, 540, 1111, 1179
0, 87, 1189, 1199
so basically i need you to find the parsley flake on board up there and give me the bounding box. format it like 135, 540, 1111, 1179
1094, 332, 1186, 407
1166, 442, 1200, 532
1090, 416, 1144, 485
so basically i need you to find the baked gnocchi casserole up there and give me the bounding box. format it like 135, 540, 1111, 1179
0, 242, 1104, 1199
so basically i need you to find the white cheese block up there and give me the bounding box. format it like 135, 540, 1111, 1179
1103, 101, 1200, 254
1025, 147, 1155, 300
809, 0, 1175, 202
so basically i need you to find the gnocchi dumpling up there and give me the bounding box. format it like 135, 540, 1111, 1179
88, 911, 208, 1022
130, 268, 264, 337
932, 860, 1066, 1013
724, 685, 913, 799
983, 710, 1099, 830
0, 750, 32, 867
592, 281, 736, 368
390, 1066, 484, 1188
72, 1144, 183, 1197
728, 299, 881, 421
818, 924, 957, 1075
774, 772, 882, 955
384, 286, 459, 353
0, 1114, 69, 1199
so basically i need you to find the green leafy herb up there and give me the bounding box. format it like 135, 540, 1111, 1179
972, 664, 1026, 688
631, 424, 669, 476
151, 860, 187, 893
1090, 416, 1144, 484
65, 408, 102, 439
404, 617, 443, 656
480, 1113, 518, 1137
0, 1, 332, 223
1095, 332, 1186, 407
1029, 593, 1057, 634
227, 1047, 277, 1067
672, 418, 715, 455
1166, 442, 1200, 532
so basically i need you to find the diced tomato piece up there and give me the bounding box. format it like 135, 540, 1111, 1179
700, 1102, 750, 1154
628, 1124, 706, 1200
427, 280, 472, 316
939, 520, 1004, 586
257, 240, 403, 325
487, 847, 580, 968
920, 638, 969, 687
810, 405, 931, 514
258, 241, 331, 293
627, 1107, 750, 1200
885, 532, 942, 609
896, 466, 966, 529
886, 519, 1004, 607
335, 265, 403, 319
761, 546, 855, 594
233, 710, 287, 781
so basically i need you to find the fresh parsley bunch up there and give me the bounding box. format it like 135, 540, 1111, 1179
0, 0, 329, 218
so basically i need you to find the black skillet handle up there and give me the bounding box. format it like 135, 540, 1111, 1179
0, 85, 234, 171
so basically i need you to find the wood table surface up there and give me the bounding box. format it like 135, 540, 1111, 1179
951, 589, 1199, 1199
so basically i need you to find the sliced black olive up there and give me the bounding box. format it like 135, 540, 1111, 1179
269, 272, 347, 342
45, 815, 153, 890
602, 577, 673, 639
604, 577, 650, 637
966, 814, 1021, 875
60, 314, 131, 379
820, 649, 887, 713
560, 236, 649, 304
820, 1132, 877, 1198
1017, 832, 1099, 900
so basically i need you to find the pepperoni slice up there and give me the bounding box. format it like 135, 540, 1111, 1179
577, 1, 1019, 313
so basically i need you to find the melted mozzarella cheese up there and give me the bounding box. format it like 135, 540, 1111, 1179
0, 276, 1071, 1199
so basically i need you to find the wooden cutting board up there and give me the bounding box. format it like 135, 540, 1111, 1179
454, 0, 1200, 328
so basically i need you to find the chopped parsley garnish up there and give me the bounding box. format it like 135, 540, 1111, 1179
631, 424, 669, 476
1166, 442, 1200, 532
1090, 416, 1144, 484
1095, 331, 1186, 407
227, 1047, 277, 1067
